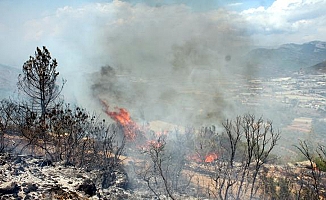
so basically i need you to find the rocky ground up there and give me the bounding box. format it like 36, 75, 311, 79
2, 152, 325, 200
0, 153, 202, 200
0, 153, 140, 200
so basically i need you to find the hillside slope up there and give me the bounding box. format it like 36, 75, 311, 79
0, 64, 20, 98
307, 60, 326, 73
245, 41, 326, 76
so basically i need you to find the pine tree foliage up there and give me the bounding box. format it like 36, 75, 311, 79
17, 46, 65, 119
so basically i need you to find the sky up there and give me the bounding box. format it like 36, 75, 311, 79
1, 0, 325, 67
0, 0, 326, 124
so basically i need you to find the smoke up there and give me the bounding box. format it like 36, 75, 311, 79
87, 1, 251, 126
0, 1, 252, 126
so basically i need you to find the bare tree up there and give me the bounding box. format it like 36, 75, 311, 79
136, 135, 175, 199
209, 117, 243, 200
135, 130, 193, 200
223, 117, 242, 168
204, 114, 280, 200
295, 140, 322, 199
244, 115, 280, 199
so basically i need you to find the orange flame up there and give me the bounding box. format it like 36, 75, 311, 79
100, 99, 137, 140
204, 152, 218, 163
100, 99, 218, 162
108, 108, 131, 126
188, 152, 219, 163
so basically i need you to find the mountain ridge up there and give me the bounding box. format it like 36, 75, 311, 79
1, 40, 326, 98
245, 41, 326, 76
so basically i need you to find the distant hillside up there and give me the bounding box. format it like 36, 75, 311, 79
245, 41, 326, 77
0, 64, 20, 98
306, 60, 326, 74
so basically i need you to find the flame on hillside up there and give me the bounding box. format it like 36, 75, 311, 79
100, 99, 138, 140
204, 152, 218, 163
188, 152, 219, 163
100, 99, 219, 163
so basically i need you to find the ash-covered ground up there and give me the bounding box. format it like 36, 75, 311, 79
0, 153, 203, 200
0, 153, 132, 200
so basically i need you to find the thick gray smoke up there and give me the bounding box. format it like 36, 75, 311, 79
88, 3, 251, 126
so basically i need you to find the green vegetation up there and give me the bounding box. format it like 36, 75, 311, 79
314, 157, 326, 172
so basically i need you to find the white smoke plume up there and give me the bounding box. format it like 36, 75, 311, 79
85, 1, 252, 126
3, 1, 253, 126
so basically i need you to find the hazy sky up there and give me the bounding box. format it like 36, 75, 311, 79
1, 0, 325, 67
1, 0, 326, 123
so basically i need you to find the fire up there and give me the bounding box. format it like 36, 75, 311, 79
100, 99, 138, 140
204, 152, 218, 163
188, 152, 219, 163
107, 108, 131, 126
99, 99, 219, 162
